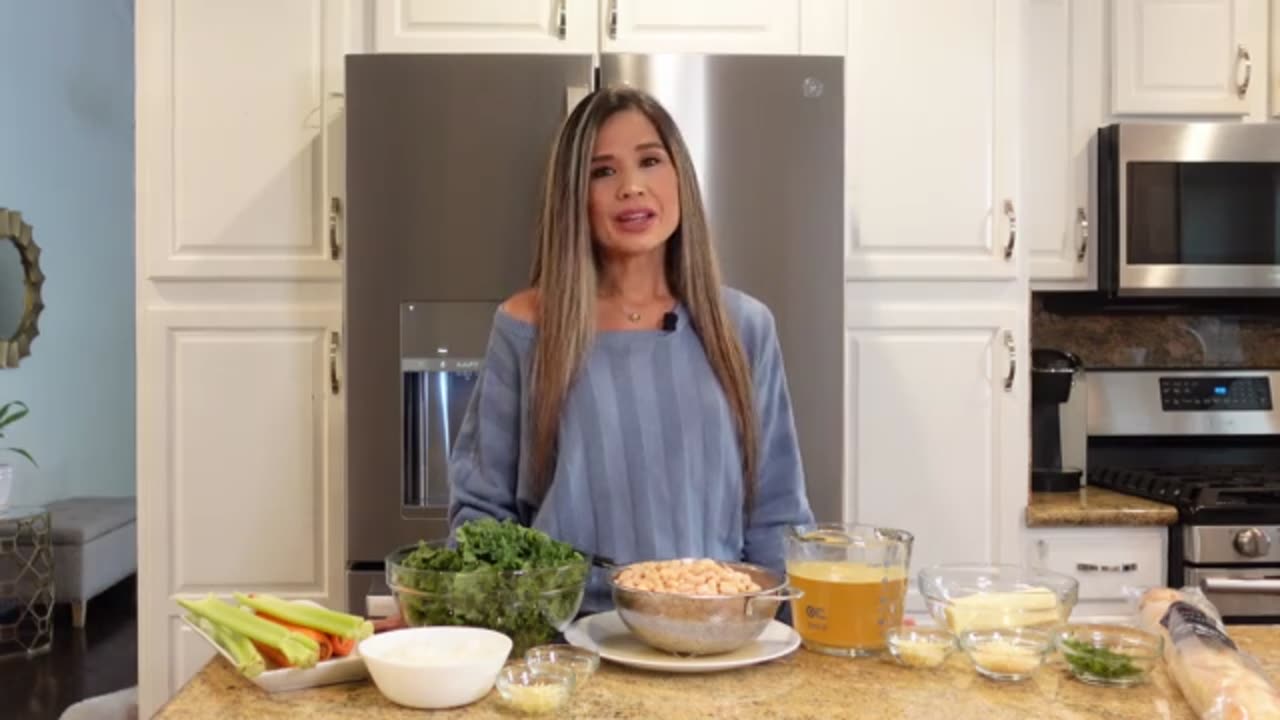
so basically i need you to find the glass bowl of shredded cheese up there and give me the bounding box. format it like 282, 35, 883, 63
495, 661, 576, 715
958, 627, 1054, 682
885, 625, 957, 669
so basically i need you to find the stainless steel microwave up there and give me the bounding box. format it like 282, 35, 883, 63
1098, 122, 1280, 297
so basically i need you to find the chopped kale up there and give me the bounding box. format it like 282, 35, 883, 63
391, 519, 588, 655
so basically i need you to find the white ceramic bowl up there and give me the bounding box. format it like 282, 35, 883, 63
357, 627, 513, 709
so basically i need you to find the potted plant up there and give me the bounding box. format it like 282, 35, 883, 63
0, 401, 36, 509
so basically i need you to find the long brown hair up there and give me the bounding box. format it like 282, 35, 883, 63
528, 87, 759, 511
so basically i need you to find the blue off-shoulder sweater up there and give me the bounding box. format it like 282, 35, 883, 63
448, 288, 814, 612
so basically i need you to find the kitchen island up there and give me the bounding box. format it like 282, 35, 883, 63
157, 625, 1280, 719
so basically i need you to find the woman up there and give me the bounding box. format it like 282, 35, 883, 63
448, 87, 813, 611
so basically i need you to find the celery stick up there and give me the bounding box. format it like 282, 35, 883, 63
234, 593, 374, 641
190, 614, 265, 678
177, 596, 320, 668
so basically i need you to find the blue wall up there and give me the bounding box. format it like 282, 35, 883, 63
0, 0, 135, 504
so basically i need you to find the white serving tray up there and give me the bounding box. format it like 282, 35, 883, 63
181, 600, 369, 693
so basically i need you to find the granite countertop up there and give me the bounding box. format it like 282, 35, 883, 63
1026, 487, 1178, 527
156, 626, 1280, 719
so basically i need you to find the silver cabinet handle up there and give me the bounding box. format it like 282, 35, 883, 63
329, 331, 341, 395
1075, 207, 1088, 262
607, 0, 618, 39
1076, 563, 1137, 573
1236, 45, 1252, 98
328, 196, 343, 261
1201, 577, 1280, 594
1002, 330, 1015, 391
1002, 199, 1016, 260
556, 0, 566, 39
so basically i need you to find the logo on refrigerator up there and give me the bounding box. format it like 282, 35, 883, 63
802, 77, 824, 98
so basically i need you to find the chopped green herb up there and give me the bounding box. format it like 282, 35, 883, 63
391, 519, 588, 655
1061, 637, 1143, 680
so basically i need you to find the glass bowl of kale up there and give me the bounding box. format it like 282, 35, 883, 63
386, 519, 589, 656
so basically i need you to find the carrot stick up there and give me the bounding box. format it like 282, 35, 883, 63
330, 634, 356, 657
253, 640, 293, 669
255, 612, 333, 661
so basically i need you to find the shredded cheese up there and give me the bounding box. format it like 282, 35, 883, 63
969, 639, 1042, 676
894, 639, 950, 668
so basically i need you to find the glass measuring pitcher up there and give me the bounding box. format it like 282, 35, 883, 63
785, 523, 914, 657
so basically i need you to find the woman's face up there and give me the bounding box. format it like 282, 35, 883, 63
587, 109, 681, 258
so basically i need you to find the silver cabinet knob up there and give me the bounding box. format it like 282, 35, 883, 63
1234, 528, 1271, 558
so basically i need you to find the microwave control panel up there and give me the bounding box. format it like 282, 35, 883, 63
1160, 376, 1273, 411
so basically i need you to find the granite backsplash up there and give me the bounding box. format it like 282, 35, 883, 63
1031, 294, 1280, 368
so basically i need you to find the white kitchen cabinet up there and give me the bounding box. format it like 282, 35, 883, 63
1273, 1, 1280, 118
1111, 0, 1265, 117
368, 0, 845, 55
139, 0, 344, 281
1026, 527, 1167, 621
138, 306, 345, 702
601, 0, 845, 55
371, 0, 598, 53
846, 299, 1028, 613
1025, 0, 1103, 288
845, 0, 1021, 281
135, 0, 348, 715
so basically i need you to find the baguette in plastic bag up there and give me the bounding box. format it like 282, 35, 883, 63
1138, 587, 1280, 720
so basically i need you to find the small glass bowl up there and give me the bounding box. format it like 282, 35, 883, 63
884, 625, 957, 670
495, 661, 576, 715
958, 627, 1054, 682
525, 644, 601, 687
1055, 623, 1163, 687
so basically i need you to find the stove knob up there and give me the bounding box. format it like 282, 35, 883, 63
1234, 528, 1271, 558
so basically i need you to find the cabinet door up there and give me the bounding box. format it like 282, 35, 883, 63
846, 302, 1026, 612
1026, 527, 1167, 620
601, 0, 801, 54
372, 0, 597, 53
137, 306, 345, 710
138, 0, 344, 281
1112, 0, 1257, 116
1273, 3, 1280, 118
845, 0, 1020, 280
1025, 0, 1101, 287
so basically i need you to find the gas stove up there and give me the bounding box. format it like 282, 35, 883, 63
1090, 464, 1280, 525
1083, 368, 1280, 622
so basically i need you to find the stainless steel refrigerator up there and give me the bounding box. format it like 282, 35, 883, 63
344, 53, 844, 613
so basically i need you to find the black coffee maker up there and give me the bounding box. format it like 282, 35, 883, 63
1031, 348, 1086, 493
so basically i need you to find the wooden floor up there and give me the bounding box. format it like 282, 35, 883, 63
0, 577, 137, 720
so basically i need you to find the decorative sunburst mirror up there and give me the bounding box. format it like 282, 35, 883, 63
0, 209, 45, 368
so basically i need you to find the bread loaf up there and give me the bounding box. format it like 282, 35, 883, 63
1139, 588, 1280, 720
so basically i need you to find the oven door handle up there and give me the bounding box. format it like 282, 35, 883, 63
1200, 577, 1280, 595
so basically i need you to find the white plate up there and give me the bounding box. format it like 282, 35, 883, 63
181, 600, 369, 693
563, 611, 800, 674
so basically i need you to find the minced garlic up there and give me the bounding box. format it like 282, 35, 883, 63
502, 682, 570, 715
969, 640, 1042, 676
